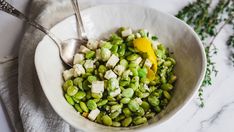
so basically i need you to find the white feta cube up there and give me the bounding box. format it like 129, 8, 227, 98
87, 40, 99, 50
104, 70, 117, 80
143, 84, 150, 91
136, 33, 141, 38
96, 49, 101, 60
73, 64, 85, 77
152, 40, 160, 51
121, 28, 133, 37
63, 68, 74, 80
88, 108, 100, 121
134, 57, 142, 65
144, 59, 152, 68
92, 81, 104, 94
106, 54, 120, 68
135, 97, 143, 105
113, 65, 125, 76
84, 60, 95, 70
109, 88, 121, 97
79, 45, 90, 53
73, 53, 84, 64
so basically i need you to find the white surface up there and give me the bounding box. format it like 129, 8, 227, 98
1, 0, 234, 132
35, 4, 205, 131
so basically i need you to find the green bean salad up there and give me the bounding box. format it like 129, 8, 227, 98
62, 27, 177, 127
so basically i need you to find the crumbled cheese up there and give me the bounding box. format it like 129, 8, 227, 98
96, 49, 101, 60
73, 53, 84, 64
113, 65, 125, 76
134, 57, 142, 65
104, 70, 117, 80
73, 64, 85, 77
109, 88, 121, 97
122, 28, 133, 37
88, 108, 100, 121
63, 68, 74, 80
91, 81, 104, 93
144, 59, 152, 68
84, 60, 95, 70
87, 40, 99, 50
106, 54, 120, 68
135, 97, 143, 105
79, 45, 90, 53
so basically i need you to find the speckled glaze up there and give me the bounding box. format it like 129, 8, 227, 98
35, 5, 206, 132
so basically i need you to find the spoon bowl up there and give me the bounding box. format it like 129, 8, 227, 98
60, 39, 87, 66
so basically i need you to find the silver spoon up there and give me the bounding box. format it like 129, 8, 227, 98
0, 0, 88, 67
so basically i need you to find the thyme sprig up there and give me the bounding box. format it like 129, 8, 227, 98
176, 0, 234, 107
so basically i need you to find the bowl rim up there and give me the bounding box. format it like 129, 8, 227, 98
35, 4, 207, 131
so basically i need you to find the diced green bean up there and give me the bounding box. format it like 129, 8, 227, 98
161, 76, 167, 84
136, 107, 145, 116
130, 68, 138, 76
100, 41, 112, 49
86, 68, 94, 73
145, 112, 155, 119
118, 44, 126, 57
107, 96, 116, 102
110, 111, 120, 119
111, 104, 123, 112
85, 51, 95, 59
74, 91, 86, 100
73, 77, 83, 90
148, 95, 160, 107
86, 91, 92, 99
82, 80, 90, 91
96, 112, 104, 124
121, 117, 132, 127
120, 98, 131, 104
67, 86, 78, 96
74, 104, 83, 113
128, 62, 138, 68
128, 100, 140, 112
112, 121, 121, 127
65, 94, 75, 105
87, 100, 97, 110
119, 59, 128, 67
108, 101, 118, 105
123, 108, 132, 117
87, 76, 97, 83
80, 102, 89, 112
139, 29, 147, 37
154, 106, 161, 113
140, 77, 150, 84
120, 80, 130, 87
169, 75, 177, 83
63, 80, 73, 91
114, 114, 125, 122
163, 91, 171, 100
101, 48, 111, 61
133, 116, 147, 125
167, 57, 176, 65
102, 115, 112, 126
107, 78, 119, 91
138, 68, 147, 78
141, 101, 150, 112
131, 76, 140, 83
92, 93, 102, 99
164, 60, 172, 67
122, 88, 134, 98
127, 54, 139, 61
98, 65, 107, 73
126, 34, 135, 42
111, 44, 119, 53
161, 83, 173, 91
97, 99, 108, 107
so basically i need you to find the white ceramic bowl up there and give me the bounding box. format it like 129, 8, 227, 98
35, 5, 206, 132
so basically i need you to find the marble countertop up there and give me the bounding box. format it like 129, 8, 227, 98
0, 0, 233, 132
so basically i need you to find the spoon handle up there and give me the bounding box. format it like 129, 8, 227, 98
0, 0, 61, 44
71, 0, 88, 40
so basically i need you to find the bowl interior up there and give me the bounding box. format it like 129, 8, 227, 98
35, 5, 205, 131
